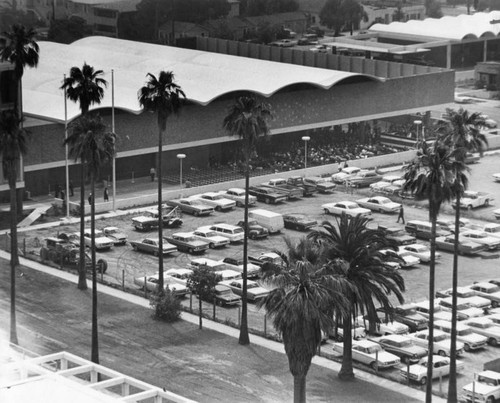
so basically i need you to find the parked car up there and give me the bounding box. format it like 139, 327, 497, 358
219, 279, 270, 301
248, 252, 283, 267
332, 340, 400, 370
463, 370, 500, 403
405, 220, 452, 240
408, 329, 464, 357
286, 176, 317, 196
132, 205, 183, 231
378, 304, 428, 332
235, 219, 269, 240
452, 190, 494, 210
495, 209, 500, 220
369, 175, 403, 193
102, 226, 128, 245
493, 173, 500, 183
247, 186, 287, 204
378, 248, 420, 269
434, 319, 488, 352
346, 171, 383, 188
479, 223, 500, 239
190, 192, 236, 211
133, 273, 189, 297
437, 286, 490, 309
437, 296, 484, 319
459, 230, 500, 250
413, 300, 463, 322
164, 232, 210, 254
369, 334, 427, 364
436, 217, 469, 233
282, 213, 317, 231
219, 188, 257, 207
358, 312, 409, 336
190, 228, 230, 249
377, 225, 416, 246
57, 231, 82, 247
463, 317, 500, 346
435, 235, 485, 255
82, 229, 114, 251
479, 113, 498, 128
399, 243, 441, 263
130, 238, 177, 256
211, 284, 241, 306
331, 167, 364, 183
309, 44, 330, 53
322, 201, 372, 218
205, 223, 245, 243
401, 355, 464, 385
167, 198, 214, 217
261, 178, 303, 200
355, 196, 401, 214
303, 176, 336, 193
469, 282, 500, 308
165, 268, 193, 286
219, 257, 260, 279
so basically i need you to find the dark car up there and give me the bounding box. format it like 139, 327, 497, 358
283, 213, 317, 231
346, 171, 383, 188
248, 186, 287, 204
236, 219, 269, 240
213, 284, 241, 306
378, 305, 428, 333
378, 225, 417, 246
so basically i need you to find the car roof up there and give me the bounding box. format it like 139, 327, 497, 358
166, 268, 193, 274
353, 339, 378, 348
227, 187, 245, 193
212, 223, 240, 229
380, 334, 408, 342
472, 282, 499, 289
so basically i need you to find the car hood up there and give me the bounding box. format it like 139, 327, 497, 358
248, 287, 270, 296
463, 382, 499, 396
166, 283, 188, 293
376, 351, 400, 363
95, 236, 113, 243
460, 332, 488, 343
402, 255, 420, 264
459, 307, 485, 317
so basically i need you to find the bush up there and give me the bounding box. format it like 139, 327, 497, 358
149, 288, 182, 322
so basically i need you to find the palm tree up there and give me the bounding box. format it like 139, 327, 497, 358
61, 64, 108, 291
308, 214, 405, 380
440, 108, 487, 403
65, 114, 115, 364
258, 237, 350, 403
223, 95, 272, 345
0, 24, 39, 116
138, 71, 185, 292
0, 109, 27, 345
403, 140, 467, 403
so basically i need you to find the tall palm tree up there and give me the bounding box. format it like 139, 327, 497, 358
61, 63, 108, 291
223, 95, 273, 345
138, 71, 185, 292
440, 108, 487, 403
0, 109, 28, 345
0, 24, 39, 116
403, 140, 467, 403
65, 114, 115, 364
258, 237, 350, 403
308, 214, 405, 380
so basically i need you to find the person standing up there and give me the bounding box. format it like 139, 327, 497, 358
88, 193, 92, 205
69, 181, 74, 197
150, 167, 156, 182
103, 187, 109, 202
397, 204, 405, 224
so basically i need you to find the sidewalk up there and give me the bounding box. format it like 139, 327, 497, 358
0, 250, 443, 403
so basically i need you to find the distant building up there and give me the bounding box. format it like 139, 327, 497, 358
244, 11, 308, 35
159, 21, 210, 44
361, 3, 425, 30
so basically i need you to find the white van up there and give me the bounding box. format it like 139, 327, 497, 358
248, 209, 284, 234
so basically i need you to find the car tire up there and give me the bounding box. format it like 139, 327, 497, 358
438, 350, 447, 357
188, 248, 194, 254
265, 198, 271, 204
215, 206, 222, 212
133, 245, 138, 251
40, 247, 48, 261
237, 201, 243, 207
489, 338, 498, 347
324, 209, 329, 214
249, 233, 257, 240
467, 205, 473, 211
493, 301, 499, 308
153, 250, 159, 257
420, 377, 427, 385
464, 343, 471, 352
486, 397, 495, 403
194, 211, 200, 217
209, 243, 215, 249
370, 362, 378, 371
97, 259, 107, 274
486, 199, 490, 207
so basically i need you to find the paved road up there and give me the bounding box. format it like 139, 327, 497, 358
0, 259, 427, 403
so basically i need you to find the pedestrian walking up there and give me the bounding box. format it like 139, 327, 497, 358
69, 181, 74, 196
104, 187, 109, 202
397, 205, 405, 224
88, 193, 92, 205
150, 167, 156, 182
60, 190, 65, 202
55, 184, 61, 198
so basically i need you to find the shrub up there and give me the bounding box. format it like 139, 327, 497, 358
150, 288, 182, 322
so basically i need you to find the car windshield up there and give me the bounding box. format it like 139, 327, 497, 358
478, 376, 499, 386
456, 303, 469, 310
211, 195, 223, 200
434, 334, 447, 342
367, 345, 381, 354
247, 284, 259, 289
457, 328, 472, 336
202, 231, 217, 237
106, 228, 117, 234
234, 228, 244, 234
396, 340, 411, 347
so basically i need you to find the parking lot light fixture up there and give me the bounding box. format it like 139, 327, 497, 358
302, 136, 310, 172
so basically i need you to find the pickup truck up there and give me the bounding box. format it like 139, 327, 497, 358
286, 176, 317, 196
130, 238, 178, 256
452, 190, 494, 210
261, 178, 303, 199
132, 206, 183, 231
247, 186, 287, 204
463, 370, 500, 403
219, 188, 257, 207
303, 177, 336, 193
167, 198, 214, 216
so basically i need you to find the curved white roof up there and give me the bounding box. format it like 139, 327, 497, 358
370, 11, 500, 40
23, 36, 380, 123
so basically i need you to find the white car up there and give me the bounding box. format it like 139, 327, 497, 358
413, 300, 455, 322
190, 192, 236, 211
463, 371, 500, 403
434, 319, 488, 352
479, 113, 498, 128
438, 296, 485, 319
409, 329, 464, 357
309, 44, 330, 53
190, 228, 230, 249
379, 249, 420, 269
355, 196, 401, 214
133, 273, 189, 297
463, 317, 500, 346
369, 175, 403, 192
459, 230, 500, 250
495, 209, 500, 220
401, 355, 464, 385
399, 244, 441, 263
165, 268, 193, 286
493, 173, 500, 183
331, 167, 364, 183
215, 269, 242, 281
322, 201, 372, 218
82, 229, 114, 250
468, 282, 500, 308
482, 223, 500, 239
357, 313, 409, 336
219, 188, 257, 207
202, 224, 245, 243
102, 226, 128, 245
332, 340, 400, 370
219, 279, 270, 301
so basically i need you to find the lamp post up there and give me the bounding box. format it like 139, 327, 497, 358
302, 136, 310, 173
414, 120, 422, 144
177, 153, 186, 194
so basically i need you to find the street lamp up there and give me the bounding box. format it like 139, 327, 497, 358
176, 154, 186, 193
414, 120, 422, 144
302, 136, 310, 172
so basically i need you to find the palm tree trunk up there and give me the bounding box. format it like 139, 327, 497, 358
426, 204, 437, 403
239, 153, 250, 345
78, 165, 87, 290
90, 173, 99, 364
8, 167, 19, 345
339, 310, 354, 380
157, 124, 164, 292
293, 374, 306, 403
447, 191, 461, 402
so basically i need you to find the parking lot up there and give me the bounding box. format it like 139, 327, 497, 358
16, 153, 500, 399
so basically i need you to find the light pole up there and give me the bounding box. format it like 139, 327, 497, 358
177, 153, 186, 194
414, 120, 422, 144
302, 136, 310, 173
